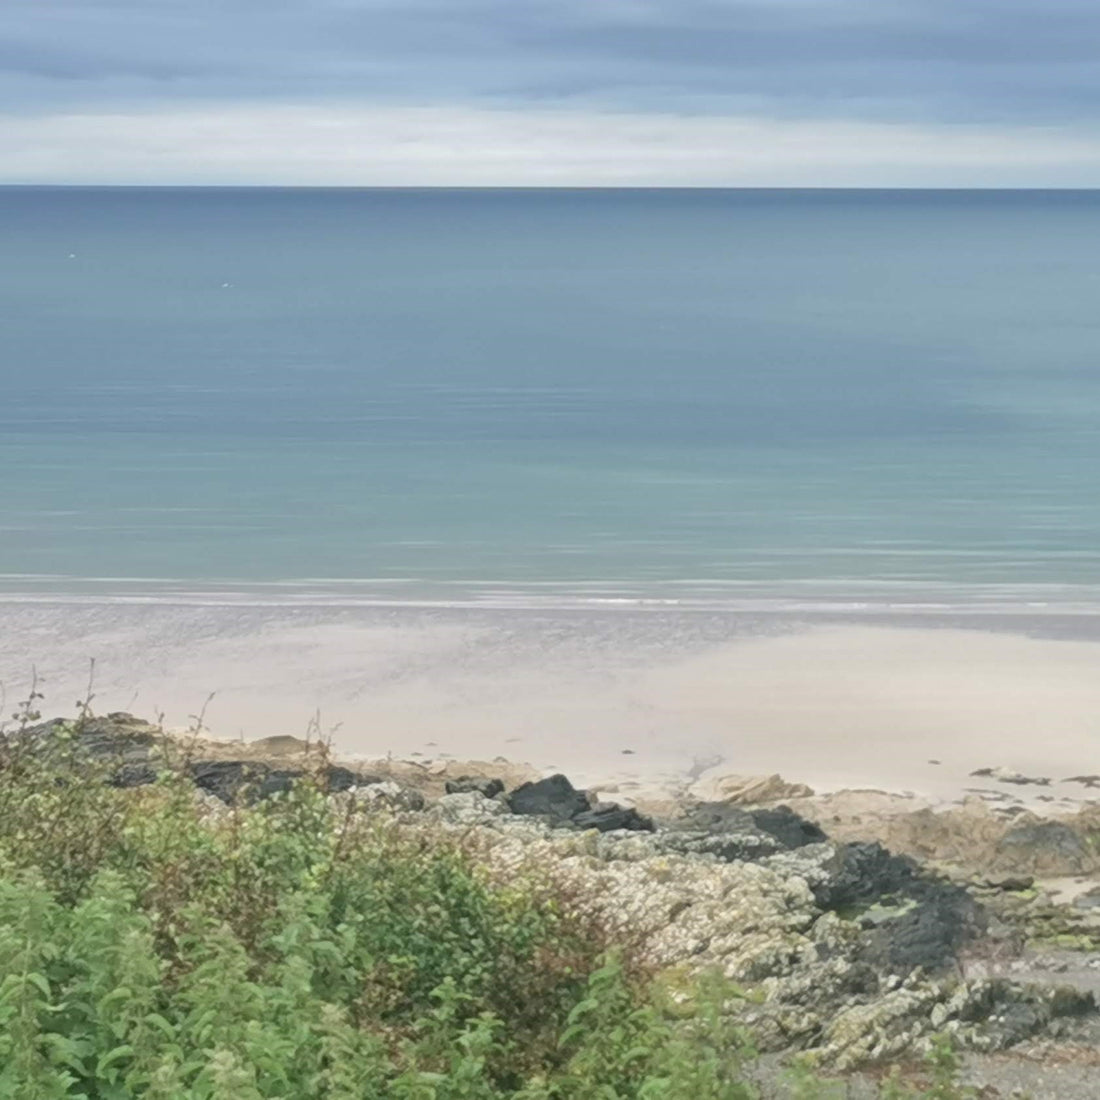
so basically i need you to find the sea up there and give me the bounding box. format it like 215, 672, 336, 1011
3, 186, 1100, 611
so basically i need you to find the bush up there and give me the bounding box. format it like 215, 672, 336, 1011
0, 713, 974, 1098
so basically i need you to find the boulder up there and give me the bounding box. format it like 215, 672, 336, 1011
749, 806, 827, 849
189, 760, 269, 802
445, 775, 505, 799
507, 774, 590, 822
352, 780, 425, 812
994, 820, 1095, 876
572, 804, 654, 833
688, 772, 815, 805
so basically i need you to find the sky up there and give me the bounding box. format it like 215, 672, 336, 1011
2, 0, 1100, 185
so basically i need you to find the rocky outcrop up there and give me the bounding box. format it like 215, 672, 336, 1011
418, 790, 1095, 1068
782, 792, 1100, 879
189, 759, 362, 803
14, 714, 1100, 1070
16, 713, 364, 803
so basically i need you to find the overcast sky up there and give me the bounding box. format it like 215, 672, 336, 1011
3, 0, 1100, 185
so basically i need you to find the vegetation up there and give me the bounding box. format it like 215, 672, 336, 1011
0, 700, 974, 1098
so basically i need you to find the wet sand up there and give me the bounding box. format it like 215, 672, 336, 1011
3, 598, 1100, 801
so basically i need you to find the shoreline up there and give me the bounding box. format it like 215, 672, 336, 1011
8, 575, 1100, 614
5, 594, 1100, 805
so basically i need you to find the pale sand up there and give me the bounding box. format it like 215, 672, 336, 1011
3, 599, 1100, 801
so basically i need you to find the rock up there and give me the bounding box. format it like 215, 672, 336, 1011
672, 802, 826, 853
688, 772, 815, 805
970, 766, 1051, 787
663, 802, 789, 861
189, 760, 360, 804
860, 884, 985, 973
749, 806, 827, 849
19, 714, 358, 802
321, 766, 360, 793
995, 821, 1094, 876
430, 791, 510, 825
189, 760, 296, 802
445, 775, 505, 799
504, 774, 652, 834
1073, 887, 1100, 911
572, 804, 654, 833
817, 842, 918, 910
973, 874, 1035, 893
674, 800, 758, 833
822, 987, 941, 1069
354, 781, 425, 812
20, 714, 162, 784
248, 734, 311, 757
508, 774, 590, 822
17, 711, 1100, 1070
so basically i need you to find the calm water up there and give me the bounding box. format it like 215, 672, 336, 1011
3, 187, 1100, 605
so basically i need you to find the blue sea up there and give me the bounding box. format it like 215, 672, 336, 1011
3, 187, 1100, 608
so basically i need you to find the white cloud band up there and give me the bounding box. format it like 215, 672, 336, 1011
4, 103, 1100, 186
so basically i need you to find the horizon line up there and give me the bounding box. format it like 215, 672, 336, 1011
4, 183, 1100, 192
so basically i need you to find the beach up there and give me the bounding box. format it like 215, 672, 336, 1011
6, 595, 1100, 804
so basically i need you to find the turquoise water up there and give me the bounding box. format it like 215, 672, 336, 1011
3, 187, 1100, 603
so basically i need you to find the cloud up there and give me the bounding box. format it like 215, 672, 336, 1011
2, 1, 1099, 183
3, 102, 1100, 186
4, 0, 1100, 121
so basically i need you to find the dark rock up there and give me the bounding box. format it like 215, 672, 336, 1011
21, 713, 160, 762
676, 801, 757, 833
660, 801, 801, 862
572, 804, 654, 833
860, 882, 985, 973
190, 760, 270, 803
508, 774, 590, 822
504, 775, 651, 833
970, 766, 1051, 786
445, 776, 505, 799
974, 874, 1034, 893
319, 766, 359, 793
673, 802, 825, 852
749, 806, 827, 850
811, 843, 918, 911
17, 714, 165, 787
190, 760, 360, 804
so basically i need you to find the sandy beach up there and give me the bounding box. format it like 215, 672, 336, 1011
4, 597, 1100, 803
